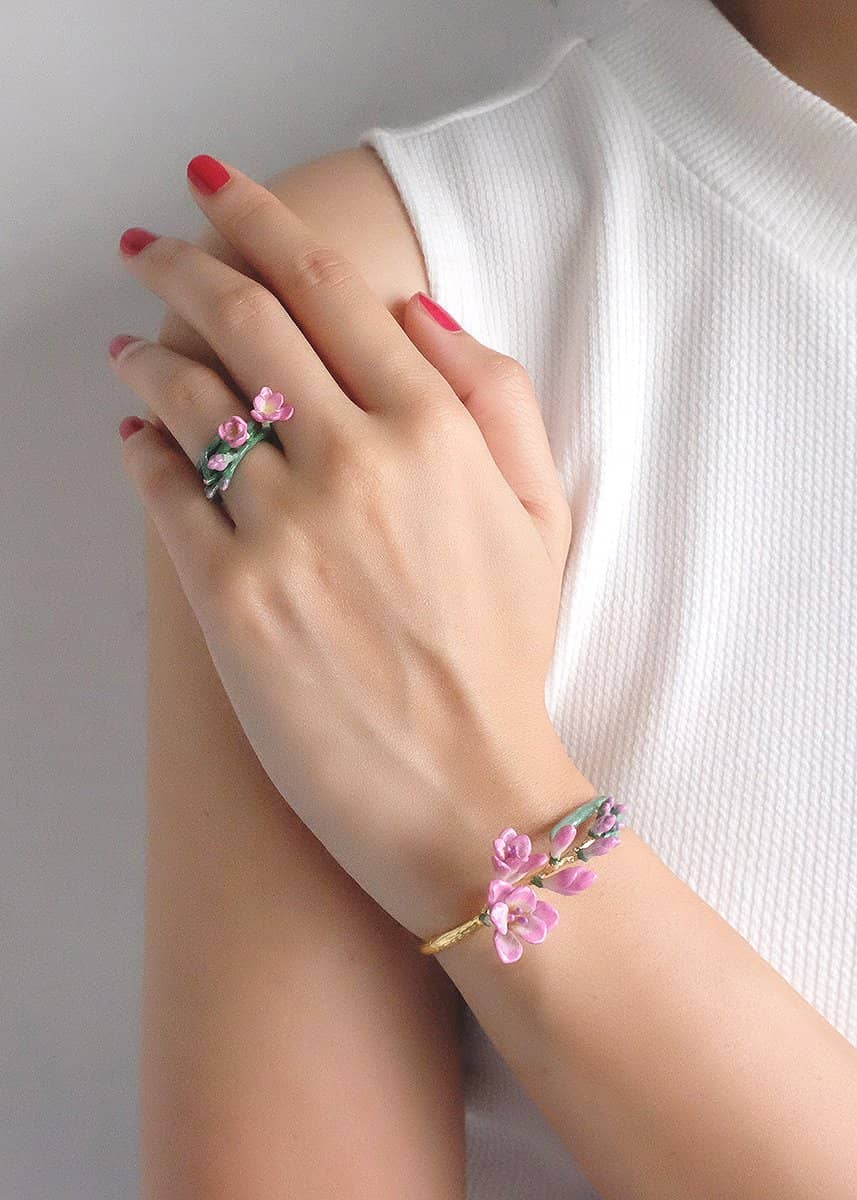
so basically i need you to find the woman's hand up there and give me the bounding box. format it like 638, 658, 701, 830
112, 155, 583, 940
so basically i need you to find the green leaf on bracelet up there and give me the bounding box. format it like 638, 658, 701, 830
550, 797, 603, 841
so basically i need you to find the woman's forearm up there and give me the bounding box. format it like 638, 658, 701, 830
142, 512, 467, 1200
429, 741, 857, 1200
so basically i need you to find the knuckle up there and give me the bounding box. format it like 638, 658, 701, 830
482, 353, 533, 392
318, 425, 369, 489
211, 280, 281, 337
289, 241, 358, 294
320, 425, 393, 505
399, 392, 467, 455
530, 483, 573, 541
160, 361, 216, 416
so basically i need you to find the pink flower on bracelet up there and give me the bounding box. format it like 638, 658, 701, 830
487, 881, 559, 964
492, 828, 549, 883
485, 815, 604, 963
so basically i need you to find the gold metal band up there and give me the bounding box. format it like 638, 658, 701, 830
419, 912, 488, 956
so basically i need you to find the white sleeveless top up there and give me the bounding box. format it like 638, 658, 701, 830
360, 0, 857, 1193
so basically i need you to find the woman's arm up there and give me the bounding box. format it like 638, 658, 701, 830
431, 742, 857, 1200
142, 148, 466, 1200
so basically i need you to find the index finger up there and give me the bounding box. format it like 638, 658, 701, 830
185, 154, 444, 417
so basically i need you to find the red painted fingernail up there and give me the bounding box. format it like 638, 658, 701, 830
119, 416, 146, 441
119, 227, 159, 256
109, 334, 142, 359
187, 154, 231, 195
417, 292, 462, 331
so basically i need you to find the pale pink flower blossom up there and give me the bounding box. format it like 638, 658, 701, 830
487, 879, 559, 964
491, 828, 548, 884
250, 386, 295, 424
218, 415, 249, 448
207, 452, 230, 471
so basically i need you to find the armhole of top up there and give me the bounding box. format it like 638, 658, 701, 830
357, 124, 465, 311
357, 34, 586, 314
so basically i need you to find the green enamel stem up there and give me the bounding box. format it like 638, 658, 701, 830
200, 423, 276, 489
549, 796, 610, 841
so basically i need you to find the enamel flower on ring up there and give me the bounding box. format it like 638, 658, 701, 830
202, 387, 295, 496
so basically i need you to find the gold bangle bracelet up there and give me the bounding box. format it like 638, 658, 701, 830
419, 796, 624, 957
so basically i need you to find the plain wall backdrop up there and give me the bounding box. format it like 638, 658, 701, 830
3, 1, 638, 1194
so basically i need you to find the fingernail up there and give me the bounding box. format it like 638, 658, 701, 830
187, 154, 231, 195
119, 416, 146, 441
417, 292, 462, 331
119, 227, 159, 256
109, 334, 142, 359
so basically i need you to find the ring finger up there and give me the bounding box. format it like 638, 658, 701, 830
109, 334, 290, 529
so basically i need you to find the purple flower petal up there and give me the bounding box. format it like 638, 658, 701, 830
513, 912, 549, 944
510, 833, 532, 858
533, 899, 560, 930
587, 836, 620, 856
551, 823, 577, 855
489, 901, 509, 935
493, 929, 523, 964
487, 878, 514, 905
542, 865, 598, 895
592, 812, 617, 835
506, 885, 537, 913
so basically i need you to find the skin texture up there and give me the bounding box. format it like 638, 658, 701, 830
711, 0, 857, 122
118, 148, 857, 1200
142, 148, 471, 1199
133, 8, 857, 1195
120, 160, 573, 936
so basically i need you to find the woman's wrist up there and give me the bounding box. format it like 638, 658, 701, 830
408, 715, 598, 943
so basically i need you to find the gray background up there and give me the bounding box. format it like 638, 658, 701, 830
2, 1, 637, 1195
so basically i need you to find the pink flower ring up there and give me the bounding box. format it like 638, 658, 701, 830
218, 415, 249, 448
250, 386, 295, 425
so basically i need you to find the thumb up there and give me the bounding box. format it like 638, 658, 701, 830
403, 291, 572, 570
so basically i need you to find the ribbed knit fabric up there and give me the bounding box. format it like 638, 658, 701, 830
359, 1, 857, 1194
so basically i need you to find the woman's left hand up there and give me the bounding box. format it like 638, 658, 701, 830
112, 156, 586, 940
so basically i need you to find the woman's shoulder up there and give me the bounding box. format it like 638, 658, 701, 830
261, 145, 430, 323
